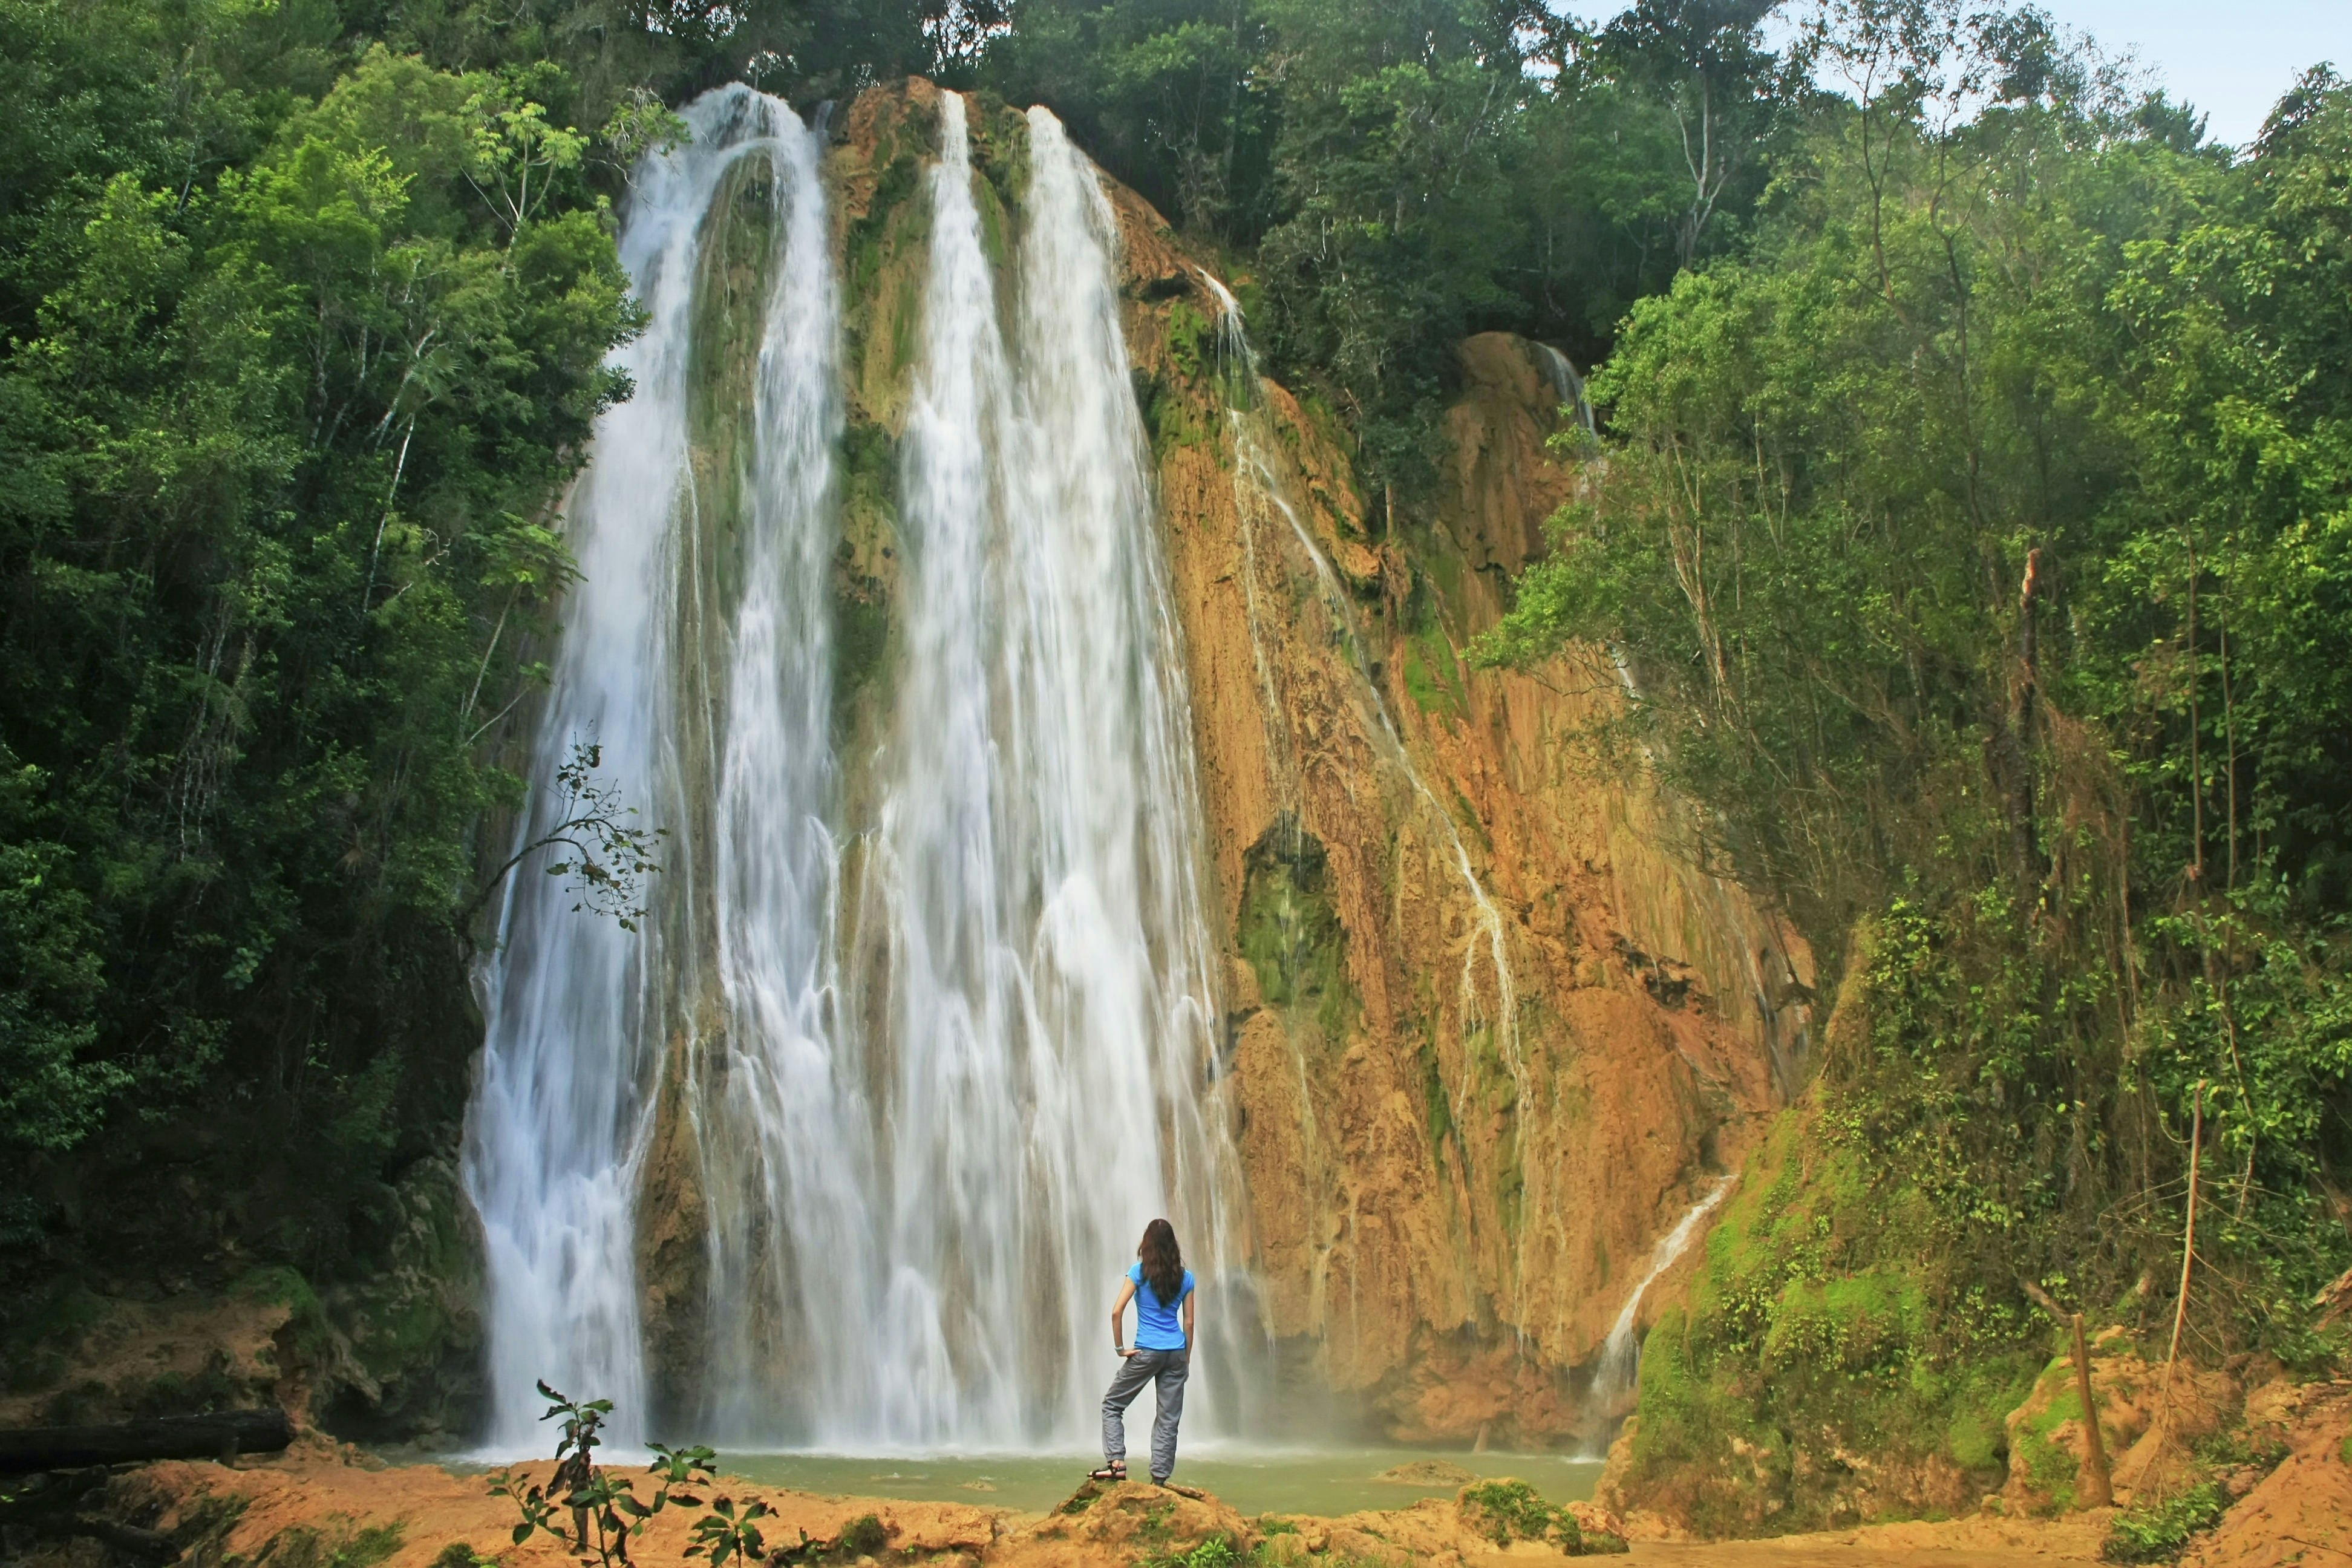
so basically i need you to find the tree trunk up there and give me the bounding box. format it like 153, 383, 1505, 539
0, 1409, 292, 1474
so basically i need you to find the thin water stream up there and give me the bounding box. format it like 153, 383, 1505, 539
1198, 277, 1538, 1318
1589, 1177, 1737, 1413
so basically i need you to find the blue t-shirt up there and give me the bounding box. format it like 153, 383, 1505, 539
1126, 1263, 1195, 1351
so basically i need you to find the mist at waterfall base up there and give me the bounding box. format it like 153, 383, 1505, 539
462, 83, 1271, 1458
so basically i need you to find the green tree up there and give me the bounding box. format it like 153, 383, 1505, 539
0, 10, 636, 1285
1481, 7, 2352, 1368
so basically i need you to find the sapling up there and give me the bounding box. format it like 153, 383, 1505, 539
486, 1382, 717, 1568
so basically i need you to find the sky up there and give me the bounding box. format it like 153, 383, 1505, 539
1552, 1, 2351, 148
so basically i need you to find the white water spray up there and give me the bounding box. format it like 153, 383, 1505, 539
1590, 1176, 1736, 1413
466, 86, 822, 1449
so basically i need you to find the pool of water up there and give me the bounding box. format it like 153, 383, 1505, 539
717, 1448, 1601, 1520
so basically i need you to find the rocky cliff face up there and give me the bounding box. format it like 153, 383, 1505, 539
766, 79, 1815, 1445
1134, 287, 1811, 1443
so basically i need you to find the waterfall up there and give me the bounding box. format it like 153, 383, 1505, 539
1534, 342, 1596, 437
848, 93, 1233, 1447
1590, 1177, 1736, 1414
467, 84, 1241, 1453
692, 90, 862, 1443
465, 85, 821, 1448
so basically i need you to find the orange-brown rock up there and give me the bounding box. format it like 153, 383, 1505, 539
995, 1480, 1258, 1568
1105, 143, 1808, 1436
79, 1451, 2142, 1568
2001, 1350, 2240, 1517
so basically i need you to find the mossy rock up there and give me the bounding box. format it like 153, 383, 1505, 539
1455, 1478, 1624, 1553
1236, 814, 1355, 1045
1610, 1105, 2042, 1534
253, 1518, 405, 1568
317, 1154, 488, 1438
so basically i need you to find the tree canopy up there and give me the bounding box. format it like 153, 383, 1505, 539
1481, 7, 2352, 1363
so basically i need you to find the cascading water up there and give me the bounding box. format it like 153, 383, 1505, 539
465, 85, 823, 1449
1534, 343, 1596, 437
847, 94, 1238, 1447
1589, 1177, 1737, 1414
468, 84, 1246, 1453
688, 93, 864, 1445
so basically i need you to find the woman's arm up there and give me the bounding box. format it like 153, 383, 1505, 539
1183, 1290, 1197, 1353
1110, 1276, 1137, 1356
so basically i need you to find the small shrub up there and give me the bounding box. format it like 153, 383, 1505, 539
2102, 1483, 2229, 1564
684, 1497, 772, 1568
1141, 1537, 1239, 1568
486, 1382, 716, 1568
429, 1546, 495, 1568
1457, 1480, 1581, 1551
836, 1514, 889, 1557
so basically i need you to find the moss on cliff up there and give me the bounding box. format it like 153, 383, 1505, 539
1238, 817, 1356, 1047
318, 1154, 487, 1438
1418, 1031, 1455, 1154
833, 420, 897, 745
1611, 1044, 2042, 1533
687, 152, 785, 602
962, 91, 1031, 224
1401, 614, 1468, 720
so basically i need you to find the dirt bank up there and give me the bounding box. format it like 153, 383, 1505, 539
10, 1450, 2130, 1568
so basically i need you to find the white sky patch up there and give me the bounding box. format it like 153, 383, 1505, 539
1543, 0, 2346, 149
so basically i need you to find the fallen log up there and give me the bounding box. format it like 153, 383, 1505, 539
0, 1409, 292, 1473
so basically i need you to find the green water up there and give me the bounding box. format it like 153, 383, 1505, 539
719, 1449, 1600, 1519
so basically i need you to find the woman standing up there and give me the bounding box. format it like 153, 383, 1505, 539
1091, 1218, 1195, 1485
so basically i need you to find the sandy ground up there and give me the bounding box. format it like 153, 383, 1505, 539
1625, 1514, 2108, 1566
33, 1443, 2134, 1568
33, 1383, 2352, 1568
2182, 1380, 2352, 1568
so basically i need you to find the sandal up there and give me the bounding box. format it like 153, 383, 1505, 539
1087, 1462, 1128, 1482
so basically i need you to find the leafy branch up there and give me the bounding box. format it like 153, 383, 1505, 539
598, 88, 691, 181
462, 70, 587, 250
460, 742, 664, 945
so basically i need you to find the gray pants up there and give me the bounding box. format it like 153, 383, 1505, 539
1101, 1347, 1188, 1481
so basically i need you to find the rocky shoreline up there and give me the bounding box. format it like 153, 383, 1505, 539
0, 1445, 2062, 1568
11, 1376, 2350, 1568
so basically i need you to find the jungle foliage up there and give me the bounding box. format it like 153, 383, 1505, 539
0, 0, 660, 1290
1478, 0, 2352, 1471
0, 0, 1819, 1289
982, 0, 1805, 492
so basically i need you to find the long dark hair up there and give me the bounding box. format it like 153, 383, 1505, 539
1138, 1218, 1183, 1304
